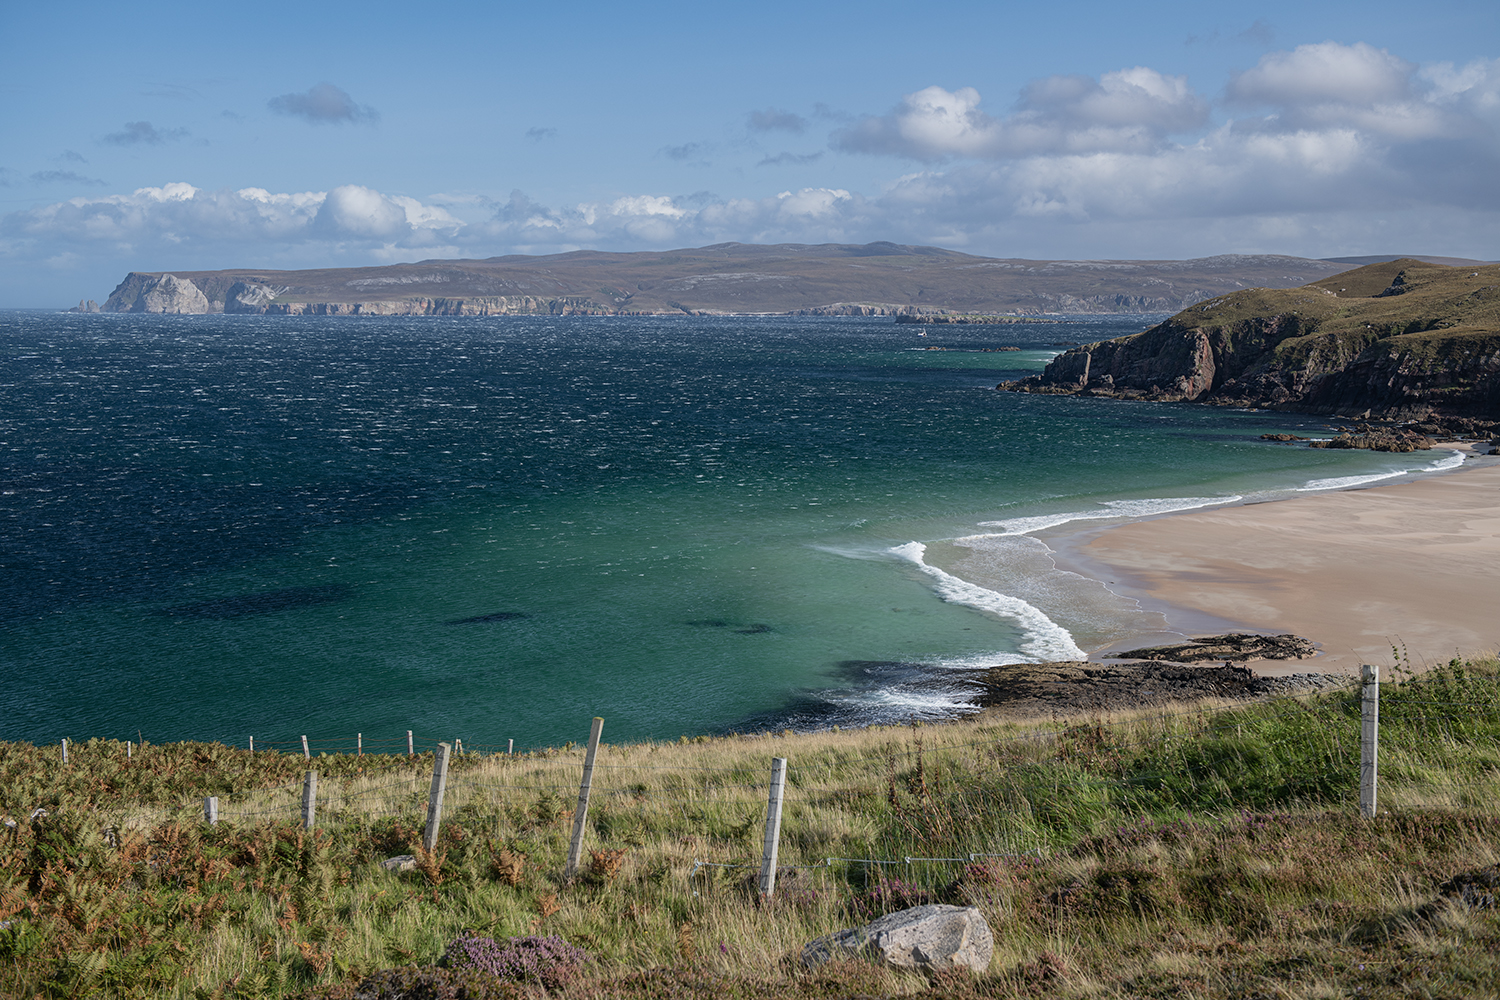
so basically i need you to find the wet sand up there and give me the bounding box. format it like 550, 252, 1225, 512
1056, 459, 1500, 675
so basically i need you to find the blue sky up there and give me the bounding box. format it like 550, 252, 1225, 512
1, 0, 1496, 306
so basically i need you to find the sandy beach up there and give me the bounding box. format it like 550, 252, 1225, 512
1056, 457, 1500, 675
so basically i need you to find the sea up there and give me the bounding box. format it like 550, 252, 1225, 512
0, 311, 1468, 752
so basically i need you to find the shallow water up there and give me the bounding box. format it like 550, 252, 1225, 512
0, 312, 1461, 749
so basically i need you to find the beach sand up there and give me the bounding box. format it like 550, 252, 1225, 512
1055, 458, 1500, 675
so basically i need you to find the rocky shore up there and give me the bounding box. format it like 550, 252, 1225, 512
977, 639, 1337, 718
1000, 258, 1500, 420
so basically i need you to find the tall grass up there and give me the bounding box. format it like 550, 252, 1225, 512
3, 657, 1499, 999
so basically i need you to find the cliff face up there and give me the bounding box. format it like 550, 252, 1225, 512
94, 244, 1363, 318
104, 273, 213, 314
1002, 260, 1500, 419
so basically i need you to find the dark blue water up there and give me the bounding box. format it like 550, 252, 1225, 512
0, 312, 1448, 750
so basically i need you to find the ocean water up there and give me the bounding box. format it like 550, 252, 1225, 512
0, 312, 1466, 750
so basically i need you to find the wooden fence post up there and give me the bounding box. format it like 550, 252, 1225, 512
423, 742, 451, 853
508, 739, 514, 756
564, 718, 605, 880
302, 771, 318, 830
61, 739, 68, 764
1360, 664, 1380, 819
204, 796, 218, 826
247, 736, 253, 753
407, 731, 414, 757
301, 735, 310, 761
759, 757, 788, 897
127, 741, 133, 759
358, 733, 363, 756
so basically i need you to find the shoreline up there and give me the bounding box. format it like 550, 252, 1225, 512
1040, 453, 1500, 676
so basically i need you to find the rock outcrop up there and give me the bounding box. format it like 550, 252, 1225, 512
104, 273, 212, 314
802, 904, 993, 973
976, 660, 1336, 716
224, 281, 283, 313
1000, 259, 1500, 419
1102, 633, 1318, 663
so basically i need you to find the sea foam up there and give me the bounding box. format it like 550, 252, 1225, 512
1295, 449, 1464, 492
976, 495, 1241, 536
890, 541, 1086, 662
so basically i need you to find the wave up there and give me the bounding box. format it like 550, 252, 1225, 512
889, 541, 1086, 662
1295, 449, 1465, 492
976, 495, 1241, 536
1295, 470, 1410, 491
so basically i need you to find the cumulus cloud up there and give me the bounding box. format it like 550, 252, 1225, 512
1, 182, 457, 254
748, 108, 808, 133
5, 44, 1498, 284
268, 83, 379, 124
103, 121, 189, 145
834, 69, 1209, 161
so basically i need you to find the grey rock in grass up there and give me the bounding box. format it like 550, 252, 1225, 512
802, 903, 993, 973
380, 855, 418, 873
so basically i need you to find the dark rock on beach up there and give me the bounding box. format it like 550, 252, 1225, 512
1102, 632, 1318, 663
976, 660, 1335, 716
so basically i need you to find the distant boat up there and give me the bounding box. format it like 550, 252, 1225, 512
917, 327, 927, 336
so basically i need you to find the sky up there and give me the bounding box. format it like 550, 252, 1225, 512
1, 0, 1497, 307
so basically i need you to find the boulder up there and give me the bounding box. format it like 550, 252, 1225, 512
801, 904, 993, 973
380, 855, 418, 873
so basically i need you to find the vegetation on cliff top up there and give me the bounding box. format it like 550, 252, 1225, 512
6, 656, 1500, 999
1006, 259, 1500, 417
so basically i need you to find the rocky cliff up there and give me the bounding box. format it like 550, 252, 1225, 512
1001, 259, 1500, 419
105, 273, 211, 314
96, 243, 1373, 318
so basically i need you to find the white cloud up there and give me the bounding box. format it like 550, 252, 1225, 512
4, 42, 1497, 299
833, 69, 1210, 161
2, 183, 457, 253
1228, 42, 1412, 108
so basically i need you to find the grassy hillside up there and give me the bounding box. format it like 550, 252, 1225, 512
5, 657, 1500, 999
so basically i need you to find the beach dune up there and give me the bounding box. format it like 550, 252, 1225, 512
1070, 461, 1500, 674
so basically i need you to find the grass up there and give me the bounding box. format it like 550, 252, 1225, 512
4, 656, 1500, 998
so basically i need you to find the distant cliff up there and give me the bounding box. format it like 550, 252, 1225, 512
1001, 259, 1500, 419
95, 243, 1365, 318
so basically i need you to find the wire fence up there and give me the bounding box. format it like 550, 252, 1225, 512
31, 665, 1500, 898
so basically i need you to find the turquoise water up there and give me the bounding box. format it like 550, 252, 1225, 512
0, 313, 1462, 750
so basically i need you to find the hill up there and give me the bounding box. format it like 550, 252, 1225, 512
92, 243, 1359, 317
1002, 258, 1500, 419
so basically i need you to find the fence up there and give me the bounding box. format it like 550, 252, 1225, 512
38, 663, 1500, 900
